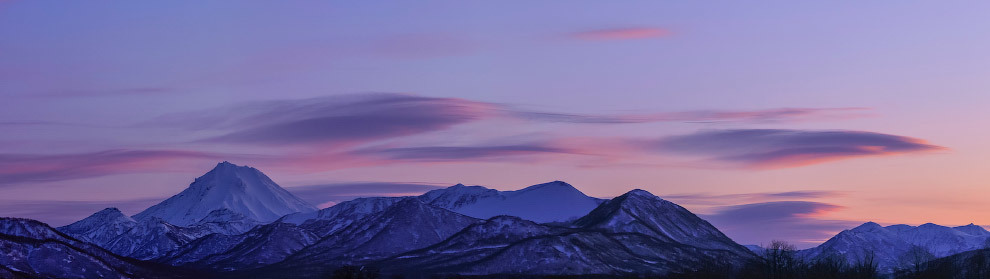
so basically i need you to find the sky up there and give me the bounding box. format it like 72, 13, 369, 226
2, 1, 989, 248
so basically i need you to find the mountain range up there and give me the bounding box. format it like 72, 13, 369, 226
798, 221, 990, 273
1, 161, 987, 278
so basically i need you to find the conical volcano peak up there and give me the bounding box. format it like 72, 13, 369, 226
211, 161, 259, 173
191, 161, 263, 189
132, 162, 316, 226
203, 161, 246, 176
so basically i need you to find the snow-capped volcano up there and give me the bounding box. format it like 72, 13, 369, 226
133, 161, 317, 226
419, 181, 604, 223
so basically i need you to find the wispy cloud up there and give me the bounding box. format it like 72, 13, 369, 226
704, 201, 859, 248
36, 87, 173, 97
359, 143, 576, 161
515, 107, 870, 124
0, 94, 887, 186
159, 93, 865, 148
0, 121, 73, 126
0, 149, 228, 185
570, 27, 672, 41
665, 190, 846, 206
653, 129, 944, 168
177, 93, 495, 146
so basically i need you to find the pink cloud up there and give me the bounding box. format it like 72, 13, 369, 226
705, 201, 859, 248
570, 27, 672, 41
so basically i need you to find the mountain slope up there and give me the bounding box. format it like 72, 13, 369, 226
191, 208, 261, 235
0, 217, 188, 279
103, 218, 216, 260
60, 208, 258, 261
383, 216, 570, 272
182, 222, 318, 271
574, 189, 752, 256
281, 197, 404, 237
419, 181, 604, 223
799, 222, 990, 273
57, 208, 137, 247
383, 189, 753, 275
160, 233, 247, 267
271, 198, 480, 276
133, 162, 316, 226
454, 231, 736, 275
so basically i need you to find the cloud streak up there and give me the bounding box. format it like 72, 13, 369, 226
0, 95, 886, 186
515, 107, 870, 124
570, 27, 672, 41
186, 94, 495, 146
360, 143, 576, 161
704, 201, 859, 248
36, 87, 173, 97
0, 149, 226, 185
654, 129, 944, 168
665, 190, 846, 206
155, 93, 870, 149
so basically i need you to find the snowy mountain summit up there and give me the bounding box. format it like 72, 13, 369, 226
133, 161, 317, 226
419, 181, 604, 223
58, 207, 137, 247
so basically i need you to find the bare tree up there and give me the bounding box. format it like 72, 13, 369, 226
901, 245, 935, 274
761, 240, 801, 279
848, 251, 880, 279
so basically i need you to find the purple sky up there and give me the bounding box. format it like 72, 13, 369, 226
2, 1, 990, 248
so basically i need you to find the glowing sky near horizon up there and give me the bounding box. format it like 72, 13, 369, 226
2, 1, 990, 248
